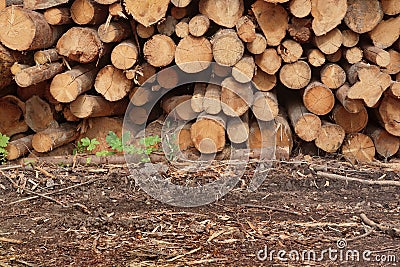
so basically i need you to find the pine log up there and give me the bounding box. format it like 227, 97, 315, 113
274, 111, 293, 160
366, 124, 400, 158
343, 47, 363, 64
175, 35, 212, 73
124, 0, 170, 27
70, 0, 108, 25
232, 55, 255, 83
362, 46, 391, 67
277, 39, 303, 63
255, 48, 282, 75
383, 50, 400, 75
199, 0, 243, 28
15, 62, 65, 88
315, 121, 345, 153
25, 95, 58, 132
157, 16, 177, 36
381, 0, 400, 15
307, 48, 325, 67
98, 21, 131, 43
246, 33, 266, 55
378, 95, 400, 136
0, 44, 21, 89
252, 91, 279, 122
32, 123, 79, 153
221, 77, 253, 117
70, 95, 128, 118
188, 14, 209, 37
332, 104, 368, 133
303, 81, 334, 115
288, 18, 312, 43
56, 27, 104, 64
252, 0, 288, 46
335, 83, 364, 113
111, 40, 138, 70
162, 95, 198, 121
289, 0, 311, 18
311, 0, 347, 36
175, 20, 189, 38
235, 16, 256, 43
191, 83, 206, 113
369, 17, 400, 49
211, 29, 244, 67
10, 63, 30, 75
279, 60, 311, 89
252, 69, 276, 92
203, 84, 222, 115
144, 34, 176, 67
342, 133, 375, 163
325, 48, 342, 63
227, 112, 249, 144
342, 29, 359, 47
94, 65, 132, 101
23, 0, 68, 9
34, 48, 60, 65
389, 81, 400, 98
344, 0, 383, 34
44, 7, 72, 25
156, 67, 179, 89
50, 65, 98, 103
6, 135, 33, 160
129, 86, 155, 106
320, 63, 346, 89
136, 23, 155, 39
0, 95, 28, 137
314, 28, 342, 55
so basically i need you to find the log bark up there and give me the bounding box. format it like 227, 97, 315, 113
162, 95, 198, 121
335, 83, 364, 113
332, 104, 368, 133
111, 40, 138, 70
277, 40, 303, 63
378, 95, 400, 136
362, 46, 391, 67
344, 0, 383, 34
221, 77, 253, 117
320, 63, 346, 89
94, 65, 132, 101
17, 81, 50, 102
25, 95, 58, 132
246, 33, 266, 55
252, 91, 279, 121
307, 48, 325, 67
232, 55, 255, 83
203, 84, 222, 115
366, 124, 400, 159
191, 83, 206, 113
34, 48, 61, 65
32, 123, 79, 153
315, 121, 345, 153
1, 0, 23, 10
144, 34, 176, 67
369, 17, 400, 49
15, 62, 65, 88
6, 134, 33, 160
44, 7, 72, 25
314, 28, 342, 55
24, 0, 68, 10
69, 95, 128, 118
303, 81, 334, 115
188, 15, 209, 37
211, 29, 244, 67
279, 60, 311, 89
342, 133, 375, 163
255, 48, 281, 75
252, 69, 276, 92
98, 21, 131, 43
289, 0, 311, 18
70, 0, 108, 25
175, 35, 212, 73
0, 95, 28, 137
311, 0, 347, 36
124, 0, 170, 27
227, 112, 249, 144
199, 0, 243, 28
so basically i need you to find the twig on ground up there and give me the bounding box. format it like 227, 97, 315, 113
316, 171, 400, 187
360, 213, 400, 238
34, 166, 55, 179
185, 258, 228, 265
241, 204, 303, 216
166, 247, 202, 262
0, 237, 23, 244
0, 165, 23, 171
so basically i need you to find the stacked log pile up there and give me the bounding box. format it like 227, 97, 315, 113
0, 0, 399, 164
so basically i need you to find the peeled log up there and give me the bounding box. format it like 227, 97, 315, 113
221, 77, 253, 117
332, 104, 368, 133
199, 0, 243, 28
175, 35, 212, 73
32, 123, 79, 153
342, 133, 375, 163
15, 63, 65, 88
95, 65, 132, 102
344, 0, 383, 34
6, 135, 33, 160
25, 95, 58, 133
315, 122, 345, 153
70, 95, 128, 118
366, 124, 400, 158
123, 0, 169, 27
303, 81, 334, 115
311, 0, 347, 36
0, 96, 28, 137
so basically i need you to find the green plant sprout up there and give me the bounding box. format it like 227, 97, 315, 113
0, 133, 10, 164
74, 137, 100, 155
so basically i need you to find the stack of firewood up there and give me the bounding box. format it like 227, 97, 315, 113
0, 0, 399, 163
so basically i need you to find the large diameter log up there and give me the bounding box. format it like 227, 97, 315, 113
279, 61, 311, 89
211, 29, 244, 67
6, 135, 33, 160
199, 0, 243, 28
23, 0, 68, 9
95, 65, 132, 101
57, 27, 104, 64
255, 48, 282, 75
98, 21, 131, 43
15, 63, 65, 88
320, 63, 346, 89
111, 40, 139, 70
335, 83, 364, 113
332, 104, 368, 133
124, 0, 169, 27
32, 123, 79, 153
44, 7, 72, 25
144, 34, 176, 67
252, 91, 279, 121
175, 35, 212, 73
221, 77, 253, 117
70, 95, 128, 118
0, 96, 28, 137
162, 95, 198, 121
50, 65, 98, 103
227, 112, 249, 144
344, 0, 383, 34
378, 95, 400, 136
0, 7, 58, 51
314, 122, 345, 153
71, 0, 108, 25
303, 81, 334, 115
191, 83, 206, 113
25, 95, 58, 133
252, 0, 288, 46
369, 17, 400, 49
342, 133, 375, 163
314, 28, 342, 55
366, 125, 400, 159
311, 0, 347, 36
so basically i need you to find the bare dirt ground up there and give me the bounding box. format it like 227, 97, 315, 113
0, 155, 399, 266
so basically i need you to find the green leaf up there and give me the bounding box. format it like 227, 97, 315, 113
106, 131, 123, 152
81, 137, 91, 147
96, 150, 115, 156
0, 133, 10, 148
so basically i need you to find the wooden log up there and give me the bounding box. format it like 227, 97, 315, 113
342, 133, 375, 163
307, 48, 325, 67
57, 27, 104, 64
203, 84, 222, 115
44, 7, 72, 25
70, 0, 108, 25
128, 105, 148, 125
157, 16, 178, 37
366, 124, 400, 159
1, 0, 23, 10
342, 29, 359, 47
34, 48, 60, 65
274, 111, 293, 160
211, 29, 244, 67
252, 69, 276, 92
109, 2, 127, 18
252, 91, 279, 121
98, 21, 131, 43
15, 62, 65, 88
188, 14, 209, 37
378, 95, 400, 136
129, 86, 155, 106
320, 63, 346, 89
32, 123, 79, 153
144, 34, 176, 67
124, 0, 170, 27
23, 0, 68, 10
6, 135, 33, 160
246, 33, 266, 55
289, 0, 311, 18
50, 65, 98, 103
248, 120, 275, 154
362, 46, 391, 67
212, 64, 230, 78
227, 112, 249, 144
93, 0, 117, 4
156, 67, 179, 89
221, 77, 253, 117
175, 20, 189, 38
343, 47, 363, 64
383, 50, 400, 75
0, 44, 21, 89
335, 83, 364, 113
111, 40, 138, 70
199, 0, 243, 28
162, 95, 198, 121
344, 0, 383, 34
94, 65, 132, 101
277, 39, 303, 63
303, 81, 334, 115
288, 17, 312, 43
315, 121, 345, 153
369, 17, 400, 49
0, 7, 59, 51
0, 96, 28, 137
332, 104, 368, 133
314, 28, 342, 55
129, 63, 156, 85
235, 16, 256, 43
311, 0, 347, 36
255, 48, 282, 75
389, 81, 400, 98
171, 6, 187, 20
25, 95, 58, 132
252, 0, 288, 46
136, 23, 155, 39
381, 0, 400, 15
279, 60, 311, 89
191, 83, 206, 113
70, 95, 128, 118
17, 81, 49, 102
325, 48, 342, 63
10, 63, 30, 75
232, 55, 255, 84
175, 35, 212, 73
171, 0, 191, 7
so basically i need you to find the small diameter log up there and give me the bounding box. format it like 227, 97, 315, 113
34, 48, 60, 65
252, 69, 276, 92
70, 0, 108, 25
10, 63, 30, 75
136, 24, 155, 39
0, 7, 58, 51
162, 95, 198, 121
191, 83, 206, 113
144, 34, 176, 67
362, 46, 391, 67
93, 0, 117, 4
311, 0, 347, 36
275, 111, 293, 160
15, 62, 65, 88
342, 133, 375, 163
335, 83, 364, 113
303, 81, 334, 115
32, 123, 79, 153
246, 33, 266, 55
171, 0, 191, 7
344, 0, 383, 34
227, 112, 249, 144
232, 55, 255, 83
23, 0, 68, 9
389, 81, 400, 98
6, 135, 33, 160
255, 48, 282, 75
175, 20, 189, 38
279, 60, 311, 89
0, 44, 23, 89
124, 0, 170, 27
320, 63, 346, 89
57, 27, 104, 64
248, 120, 275, 155
44, 7, 72, 25
109, 3, 126, 18
25, 95, 58, 132
212, 64, 230, 78
343, 47, 363, 64
332, 104, 368, 133
211, 29, 244, 67
111, 40, 138, 70
188, 15, 209, 37
236, 16, 256, 42
50, 65, 97, 103
129, 87, 155, 106
325, 48, 342, 63
315, 121, 345, 153
95, 65, 132, 101
175, 35, 212, 73
203, 84, 222, 115
366, 124, 400, 158
17, 81, 50, 102
342, 30, 359, 47
378, 95, 400, 136
383, 50, 400, 75
190, 112, 227, 154
307, 49, 325, 67
199, 0, 244, 28
98, 21, 131, 43
157, 16, 178, 36
314, 28, 342, 55
156, 67, 179, 89
0, 96, 28, 137
288, 18, 312, 43
252, 91, 279, 122
171, 7, 187, 20
370, 17, 400, 49
277, 40, 303, 63
252, 0, 288, 46
129, 63, 156, 85
381, 0, 400, 15
289, 0, 311, 18
221, 77, 253, 117
128, 106, 148, 125
70, 95, 128, 118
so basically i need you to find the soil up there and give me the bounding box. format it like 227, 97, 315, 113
0, 155, 399, 266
